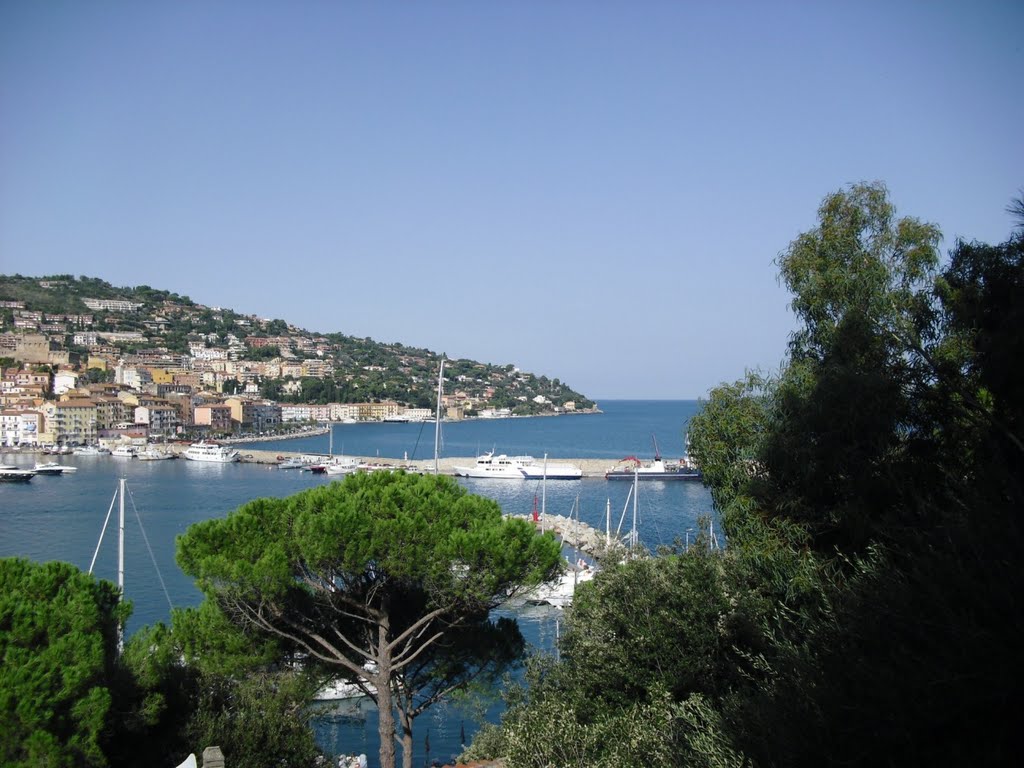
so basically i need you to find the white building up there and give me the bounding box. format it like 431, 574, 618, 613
1, 410, 44, 447
53, 371, 79, 395
115, 366, 153, 390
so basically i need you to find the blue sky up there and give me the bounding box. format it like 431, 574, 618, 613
1, 2, 1021, 399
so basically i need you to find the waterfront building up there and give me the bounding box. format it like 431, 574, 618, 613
329, 402, 360, 422
281, 404, 315, 422
1, 409, 43, 447
194, 402, 233, 433
92, 394, 132, 432
47, 399, 98, 445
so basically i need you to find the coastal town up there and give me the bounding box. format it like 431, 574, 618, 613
0, 275, 596, 449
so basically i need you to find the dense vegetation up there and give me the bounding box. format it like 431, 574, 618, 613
464, 183, 1023, 766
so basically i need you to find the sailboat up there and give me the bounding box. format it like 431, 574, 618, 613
324, 426, 358, 476
524, 461, 597, 608
610, 465, 644, 559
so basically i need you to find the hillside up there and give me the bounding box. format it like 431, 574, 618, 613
0, 274, 596, 414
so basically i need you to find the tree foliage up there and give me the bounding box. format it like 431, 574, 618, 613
0, 558, 128, 768
480, 539, 758, 767
177, 471, 563, 768
476, 183, 1024, 767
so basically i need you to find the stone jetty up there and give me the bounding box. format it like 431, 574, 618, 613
512, 511, 623, 561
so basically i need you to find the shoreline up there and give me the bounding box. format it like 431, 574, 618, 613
222, 408, 603, 445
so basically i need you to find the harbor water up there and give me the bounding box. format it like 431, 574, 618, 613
0, 400, 714, 766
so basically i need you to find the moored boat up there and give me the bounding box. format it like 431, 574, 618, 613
605, 435, 701, 481
111, 445, 138, 458
454, 452, 535, 479
75, 445, 110, 456
325, 458, 360, 476
0, 464, 36, 482
455, 451, 583, 480
182, 440, 239, 463
138, 446, 176, 461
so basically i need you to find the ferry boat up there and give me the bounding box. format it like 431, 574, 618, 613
605, 434, 702, 482
182, 441, 240, 463
605, 457, 701, 481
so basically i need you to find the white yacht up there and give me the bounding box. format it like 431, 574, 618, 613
453, 452, 536, 479
110, 445, 138, 458
183, 440, 240, 463
325, 458, 360, 476
524, 559, 597, 608
454, 451, 582, 480
32, 461, 78, 475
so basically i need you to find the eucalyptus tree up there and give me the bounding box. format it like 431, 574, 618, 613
177, 471, 562, 768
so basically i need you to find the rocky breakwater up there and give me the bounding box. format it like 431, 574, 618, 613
510, 511, 624, 562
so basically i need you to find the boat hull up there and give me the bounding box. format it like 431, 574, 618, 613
605, 469, 701, 481
456, 452, 582, 480
0, 465, 36, 482
519, 466, 583, 480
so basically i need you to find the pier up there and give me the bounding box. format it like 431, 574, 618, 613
229, 448, 617, 479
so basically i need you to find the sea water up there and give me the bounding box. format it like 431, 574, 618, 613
0, 400, 715, 766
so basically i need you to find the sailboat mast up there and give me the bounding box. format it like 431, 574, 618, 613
541, 453, 548, 517
117, 477, 126, 650
433, 358, 445, 475
573, 494, 580, 588
118, 477, 125, 594
631, 466, 639, 550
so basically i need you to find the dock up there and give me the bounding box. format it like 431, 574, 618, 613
230, 448, 617, 479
